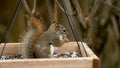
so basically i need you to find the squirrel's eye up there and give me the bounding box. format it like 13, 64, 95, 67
62, 28, 67, 33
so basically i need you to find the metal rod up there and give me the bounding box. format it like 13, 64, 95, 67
0, 0, 22, 57
60, 0, 88, 57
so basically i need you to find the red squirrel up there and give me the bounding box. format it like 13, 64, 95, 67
21, 0, 69, 58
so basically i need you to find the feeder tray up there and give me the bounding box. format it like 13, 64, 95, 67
0, 42, 100, 68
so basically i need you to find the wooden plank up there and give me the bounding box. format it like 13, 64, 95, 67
0, 43, 21, 56
0, 42, 87, 56
81, 42, 97, 58
82, 42, 100, 68
55, 42, 80, 53
93, 59, 100, 68
0, 42, 100, 68
78, 42, 88, 57
0, 58, 93, 68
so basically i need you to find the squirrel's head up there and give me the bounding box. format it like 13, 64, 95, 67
48, 20, 69, 42
48, 20, 68, 35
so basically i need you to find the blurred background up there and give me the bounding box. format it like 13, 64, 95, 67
0, 0, 120, 68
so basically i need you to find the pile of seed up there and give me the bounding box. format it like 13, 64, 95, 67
0, 52, 81, 60
0, 55, 24, 60
53, 51, 81, 58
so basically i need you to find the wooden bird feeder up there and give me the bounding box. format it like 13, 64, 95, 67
0, 42, 100, 68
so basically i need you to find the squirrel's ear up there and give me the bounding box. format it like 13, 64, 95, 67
51, 20, 56, 24
51, 20, 58, 27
